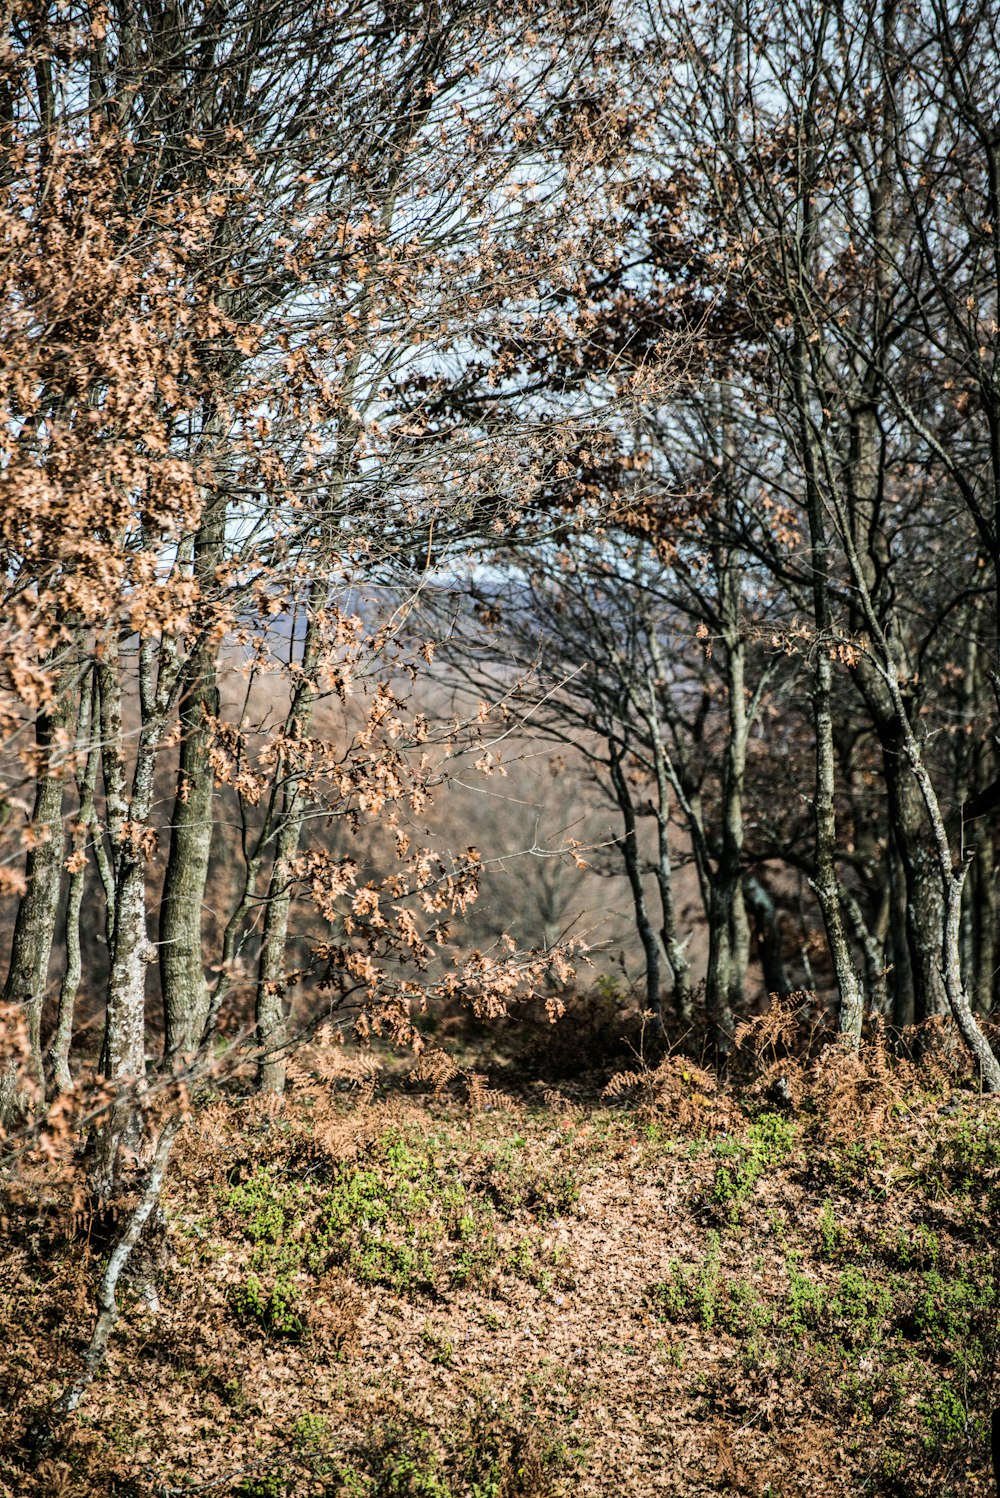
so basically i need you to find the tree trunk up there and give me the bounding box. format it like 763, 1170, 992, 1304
56, 1118, 180, 1416
809, 646, 867, 1041
880, 736, 951, 1022
888, 833, 915, 1026
254, 607, 322, 1093
745, 874, 790, 1000
159, 497, 224, 1063
91, 636, 167, 1198
712, 619, 750, 1049
608, 750, 663, 1028
793, 323, 867, 1041
972, 836, 997, 1017
159, 721, 216, 1061
842, 886, 889, 1017
728, 879, 751, 1023
705, 880, 736, 1049
644, 673, 693, 1022
255, 819, 296, 1096
48, 676, 101, 1092
2, 692, 74, 1087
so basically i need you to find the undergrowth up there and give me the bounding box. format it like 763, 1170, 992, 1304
224, 1125, 580, 1334
3, 1014, 1000, 1498
235, 1390, 578, 1498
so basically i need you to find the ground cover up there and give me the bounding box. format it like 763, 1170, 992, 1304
1, 1029, 998, 1496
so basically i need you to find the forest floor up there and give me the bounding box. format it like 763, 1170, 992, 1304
2, 1014, 1000, 1498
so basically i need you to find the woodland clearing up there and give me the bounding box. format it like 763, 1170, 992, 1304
2, 1011, 998, 1498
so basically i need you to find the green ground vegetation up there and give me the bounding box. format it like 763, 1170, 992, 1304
1, 1037, 999, 1497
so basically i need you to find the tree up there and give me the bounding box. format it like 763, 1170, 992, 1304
0, 0, 652, 1152
646, 0, 1000, 1081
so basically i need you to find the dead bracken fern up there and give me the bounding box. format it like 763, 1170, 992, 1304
809, 1029, 910, 1130
410, 1047, 463, 1096
287, 1025, 381, 1104
464, 1070, 517, 1113
603, 1054, 736, 1133
409, 1048, 516, 1111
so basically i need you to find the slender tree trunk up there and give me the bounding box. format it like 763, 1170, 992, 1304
727, 878, 750, 1022
97, 641, 153, 1079
809, 647, 867, 1039
793, 325, 867, 1039
705, 880, 736, 1048
91, 634, 173, 1197
881, 737, 950, 1022
48, 673, 102, 1092
159, 714, 217, 1060
644, 674, 693, 1022
887, 832, 915, 1026
254, 607, 322, 1093
943, 854, 1000, 1089
957, 625, 997, 1019
972, 838, 997, 1017
608, 749, 663, 1029
55, 1118, 180, 1416
255, 819, 296, 1095
2, 690, 75, 1088
842, 886, 889, 1016
160, 499, 224, 1063
745, 874, 789, 1000
49, 856, 86, 1094
711, 619, 750, 1049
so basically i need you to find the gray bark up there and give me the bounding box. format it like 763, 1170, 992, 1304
608, 749, 663, 1029
48, 673, 102, 1092
159, 498, 225, 1064
745, 874, 790, 1000
827, 437, 1000, 1089
255, 818, 297, 1095
92, 633, 178, 1197
56, 1119, 179, 1415
254, 610, 321, 1094
792, 317, 867, 1042
644, 672, 693, 1022
2, 691, 74, 1088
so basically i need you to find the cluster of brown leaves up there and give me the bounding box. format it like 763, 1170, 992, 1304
603, 1052, 738, 1133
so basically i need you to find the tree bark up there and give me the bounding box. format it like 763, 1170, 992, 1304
878, 718, 951, 1022
745, 874, 790, 1000
159, 497, 225, 1064
91, 634, 175, 1197
792, 321, 867, 1040
608, 749, 663, 1029
254, 608, 322, 1094
644, 673, 693, 1022
887, 833, 915, 1026
972, 837, 997, 1017
48, 673, 102, 1092
2, 690, 74, 1088
56, 1118, 179, 1416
